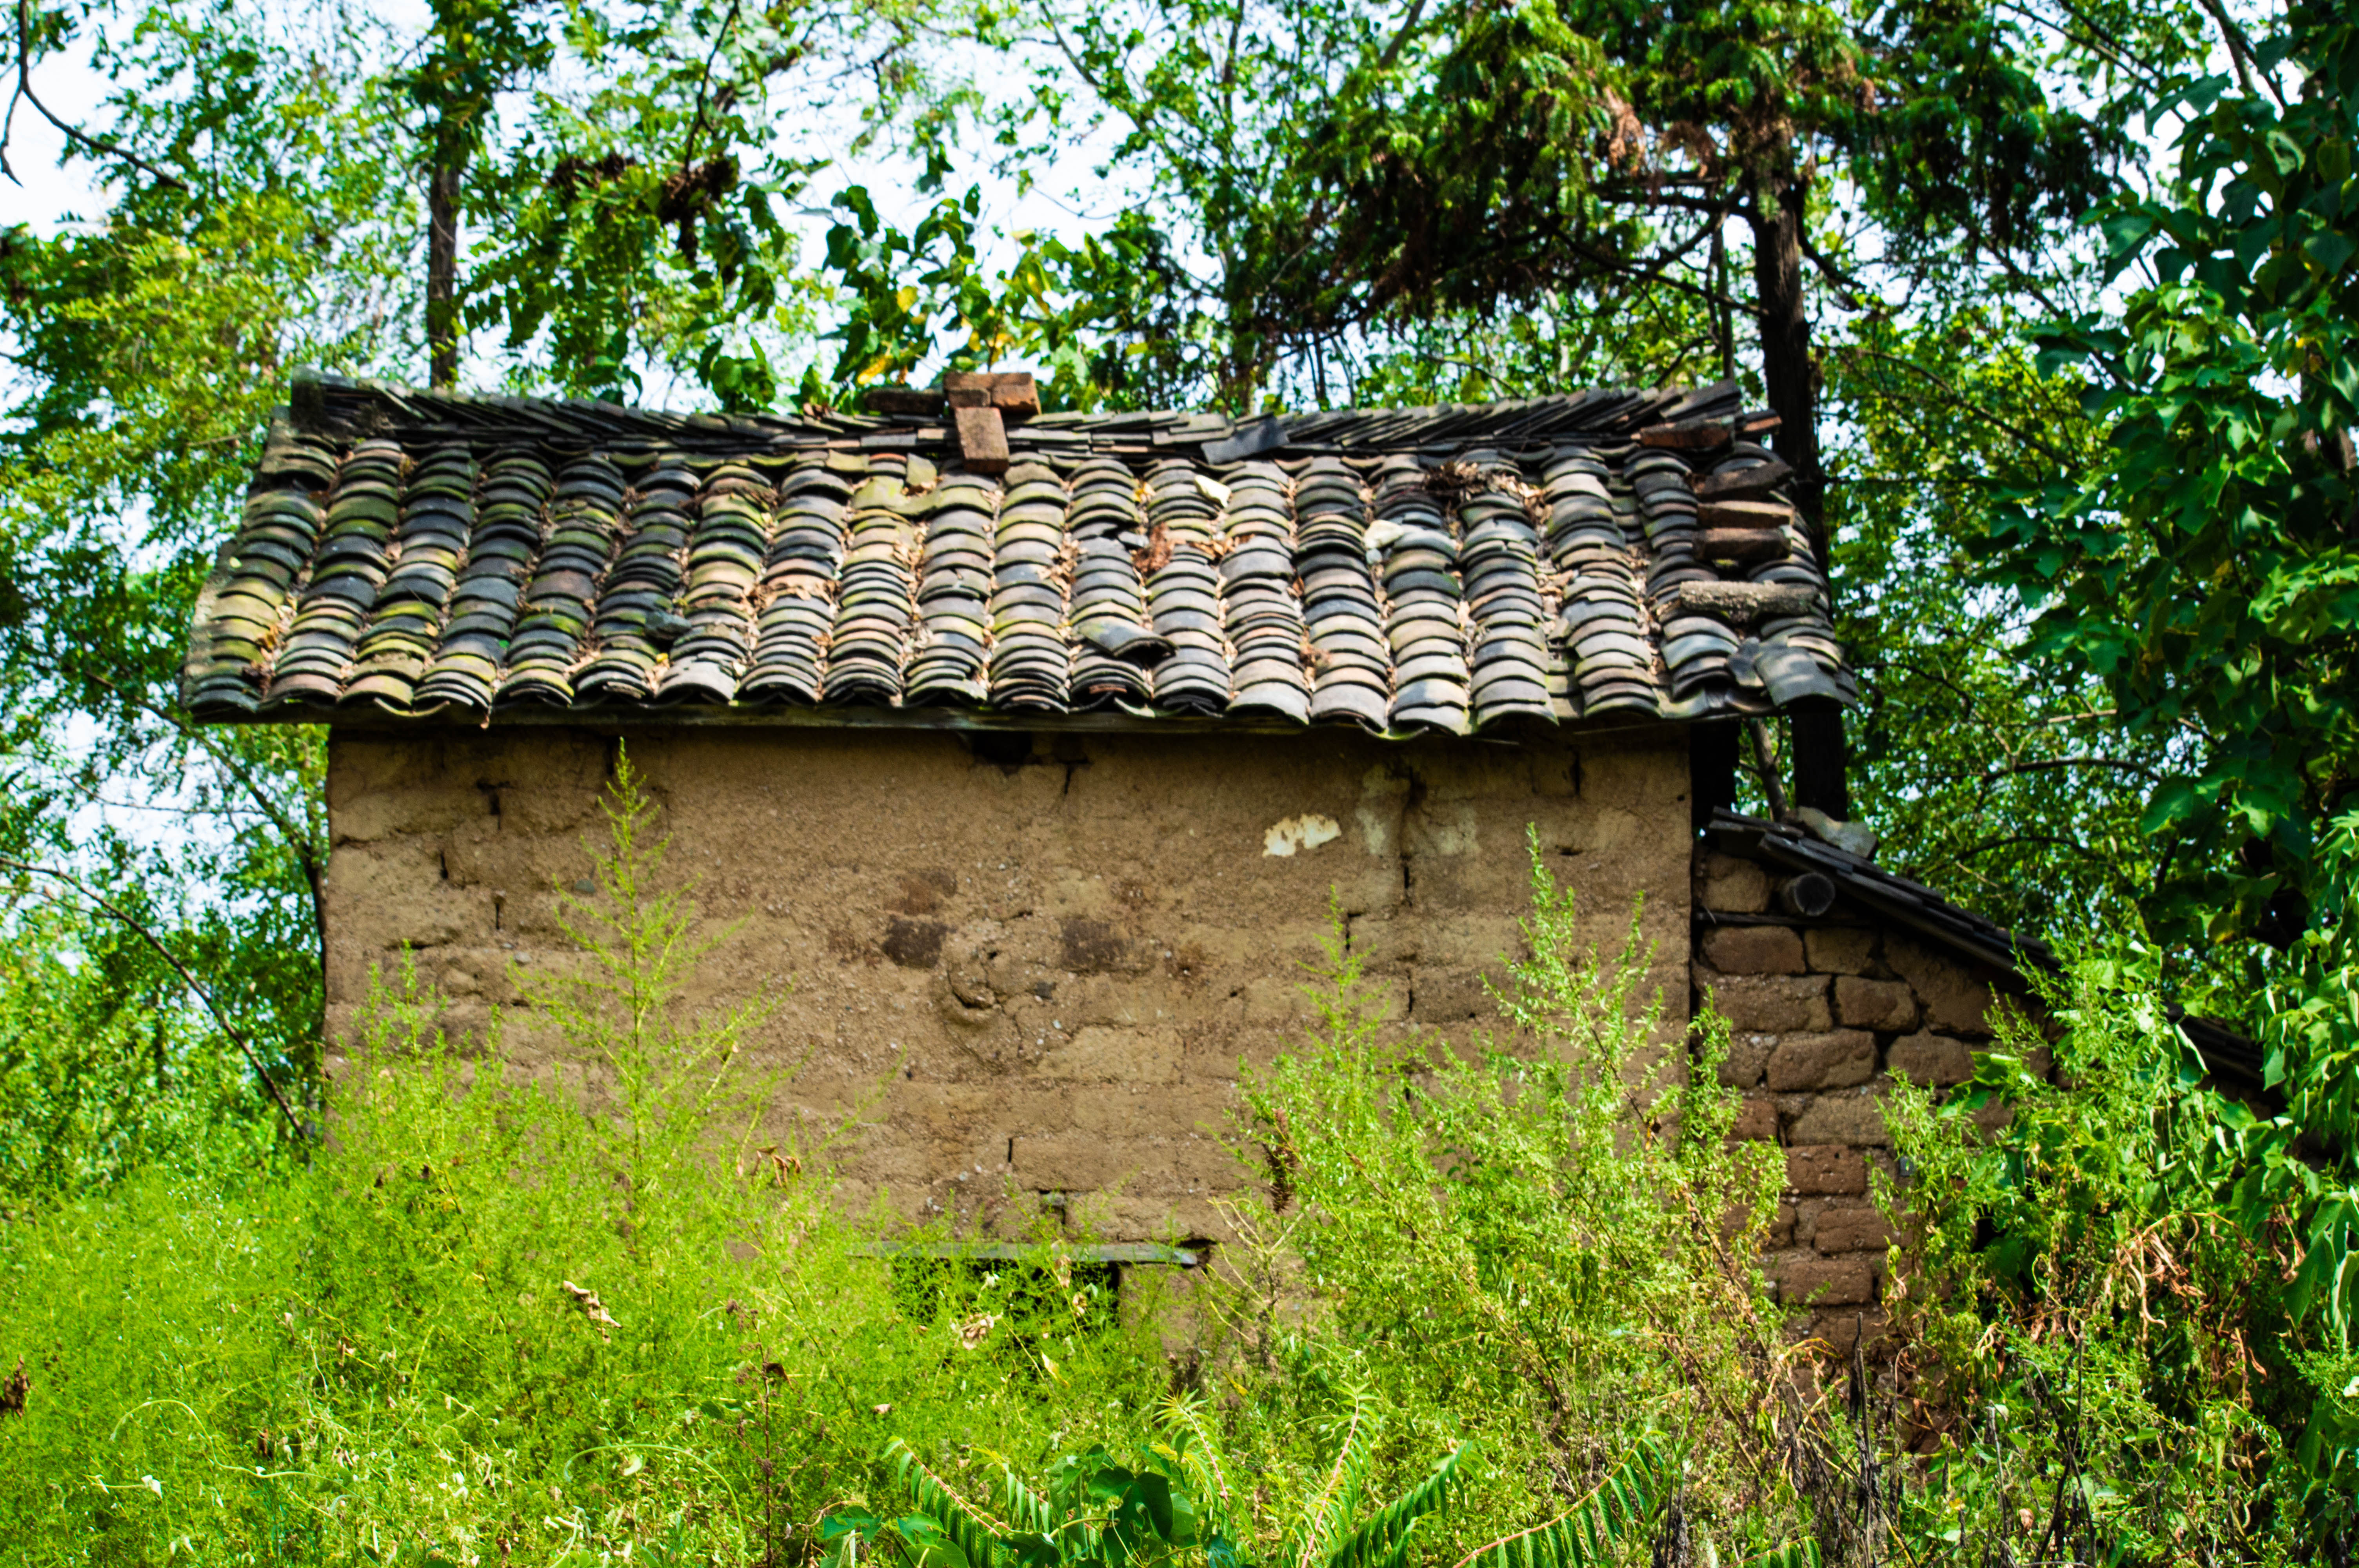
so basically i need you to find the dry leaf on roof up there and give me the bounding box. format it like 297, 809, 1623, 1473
1133, 520, 1175, 575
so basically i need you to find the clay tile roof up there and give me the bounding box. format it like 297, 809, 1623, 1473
1706, 809, 2058, 976
1704, 808, 2274, 1102
178, 368, 1857, 737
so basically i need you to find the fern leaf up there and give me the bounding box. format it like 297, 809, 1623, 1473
1738, 1542, 1819, 1568
1158, 1391, 1235, 1519
1322, 1441, 1471, 1568
885, 1436, 1013, 1568
998, 1463, 1056, 1537
1446, 1437, 1670, 1568
1289, 1388, 1378, 1568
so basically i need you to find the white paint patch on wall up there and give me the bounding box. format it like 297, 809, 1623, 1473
1263, 813, 1343, 857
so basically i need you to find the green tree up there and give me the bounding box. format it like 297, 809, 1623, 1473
1987, 0, 2359, 956
0, 0, 936, 1172
1, 0, 415, 1121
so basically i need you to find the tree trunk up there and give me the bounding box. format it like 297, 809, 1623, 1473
1747, 169, 1850, 820
427, 133, 465, 390
1747, 172, 1825, 573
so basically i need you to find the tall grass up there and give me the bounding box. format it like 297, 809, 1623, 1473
1206, 844, 1808, 1564
4, 757, 2319, 1565
0, 755, 1171, 1564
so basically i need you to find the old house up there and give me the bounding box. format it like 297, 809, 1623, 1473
180, 369, 2043, 1341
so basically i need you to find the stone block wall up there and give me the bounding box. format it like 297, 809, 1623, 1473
1693, 848, 2021, 1350
324, 723, 1693, 1246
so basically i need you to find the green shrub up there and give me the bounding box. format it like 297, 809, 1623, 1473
1209, 842, 1805, 1563
1880, 941, 2298, 1561
0, 753, 1171, 1565
832, 1398, 1666, 1568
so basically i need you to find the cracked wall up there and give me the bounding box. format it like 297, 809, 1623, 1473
323, 724, 1692, 1241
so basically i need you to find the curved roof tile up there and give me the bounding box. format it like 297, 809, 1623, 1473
179, 370, 1857, 737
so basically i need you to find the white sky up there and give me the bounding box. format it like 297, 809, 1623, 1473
5, 47, 112, 235
3, 0, 1129, 407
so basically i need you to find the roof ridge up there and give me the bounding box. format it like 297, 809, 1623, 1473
284, 367, 1744, 454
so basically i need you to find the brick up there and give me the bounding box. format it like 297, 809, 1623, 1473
1803, 1306, 1890, 1352
1728, 1095, 1779, 1142
1698, 971, 1831, 1033
1785, 1143, 1868, 1196
1835, 976, 1919, 1032
1699, 924, 1806, 975
1716, 1032, 1774, 1089
1888, 1031, 1975, 1087
1883, 936, 1997, 1035
1786, 1089, 1890, 1147
1813, 1206, 1897, 1254
1765, 1029, 1876, 1091
1040, 1026, 1180, 1083
1768, 1203, 1797, 1247
1803, 927, 1882, 976
1779, 1253, 1875, 1306
1696, 852, 1771, 914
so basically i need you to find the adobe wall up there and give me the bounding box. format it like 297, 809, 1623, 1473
323, 723, 1694, 1243
1693, 849, 2026, 1350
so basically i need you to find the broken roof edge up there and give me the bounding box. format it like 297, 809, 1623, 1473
1705, 808, 2057, 975
1703, 808, 2271, 1096
283, 367, 1746, 459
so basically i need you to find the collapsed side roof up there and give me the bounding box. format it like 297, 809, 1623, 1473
180, 370, 1856, 738
1704, 810, 2272, 1098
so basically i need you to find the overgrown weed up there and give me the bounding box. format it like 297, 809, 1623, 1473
1880, 939, 2308, 1561
1209, 840, 1812, 1563
0, 753, 1172, 1564
7, 779, 2331, 1565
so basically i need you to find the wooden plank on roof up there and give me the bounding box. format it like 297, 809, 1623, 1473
953, 405, 1011, 474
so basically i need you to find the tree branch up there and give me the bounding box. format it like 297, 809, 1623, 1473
1831, 341, 2077, 466
0, 857, 304, 1140
1801, 228, 1872, 313
1978, 754, 2161, 783
1374, 0, 1428, 72
1992, 0, 2169, 98
678, 0, 743, 177
1972, 235, 2093, 355
1952, 831, 2104, 864
2, 0, 185, 190
1563, 236, 1763, 321
78, 668, 327, 950
2188, 0, 2283, 107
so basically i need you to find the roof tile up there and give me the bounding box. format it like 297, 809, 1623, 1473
179, 371, 1856, 737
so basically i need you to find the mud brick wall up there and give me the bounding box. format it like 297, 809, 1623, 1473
324, 724, 1694, 1245
1693, 848, 2023, 1351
